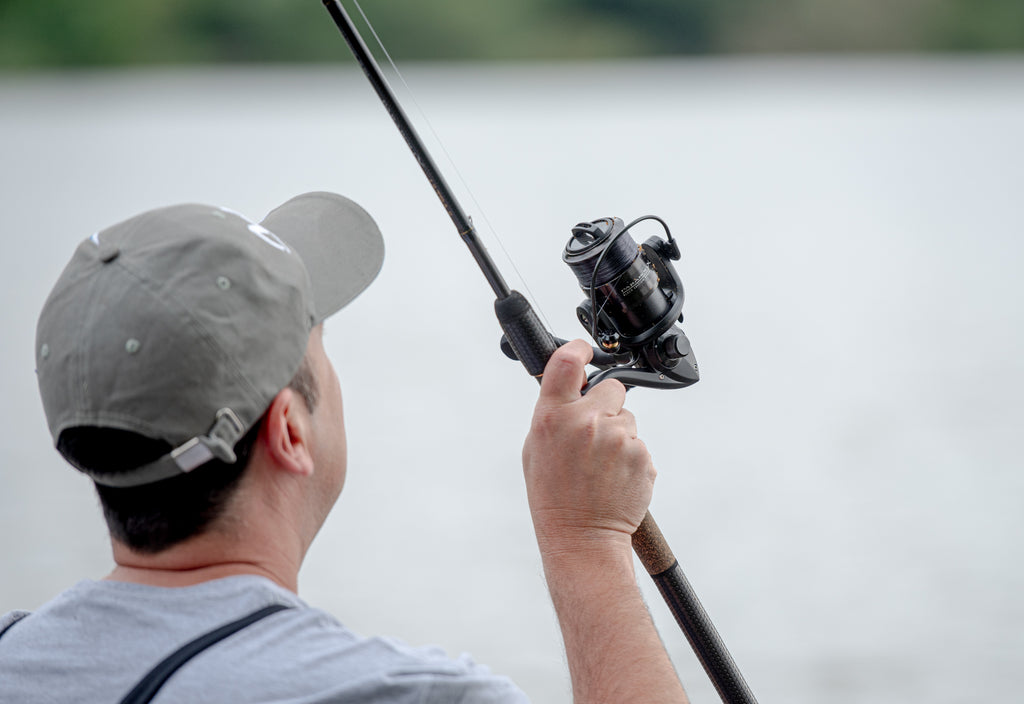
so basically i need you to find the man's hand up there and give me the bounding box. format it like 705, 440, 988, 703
521, 340, 688, 703
523, 339, 656, 557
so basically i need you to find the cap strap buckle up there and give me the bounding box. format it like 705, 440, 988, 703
171, 408, 245, 472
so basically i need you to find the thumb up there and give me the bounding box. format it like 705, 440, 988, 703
538, 339, 593, 405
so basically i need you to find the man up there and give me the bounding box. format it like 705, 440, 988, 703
0, 192, 687, 702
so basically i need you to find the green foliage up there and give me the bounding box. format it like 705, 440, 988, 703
548, 0, 730, 54
0, 0, 1020, 69
926, 0, 1024, 51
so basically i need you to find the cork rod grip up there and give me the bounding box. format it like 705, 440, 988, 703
631, 510, 677, 575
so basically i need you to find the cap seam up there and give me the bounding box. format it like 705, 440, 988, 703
73, 259, 104, 424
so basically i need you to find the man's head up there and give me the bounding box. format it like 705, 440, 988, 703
35, 192, 383, 552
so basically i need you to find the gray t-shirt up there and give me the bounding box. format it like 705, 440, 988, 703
0, 576, 529, 703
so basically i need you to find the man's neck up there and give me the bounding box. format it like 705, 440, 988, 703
106, 532, 303, 593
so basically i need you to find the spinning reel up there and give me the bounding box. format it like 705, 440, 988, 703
503, 215, 699, 391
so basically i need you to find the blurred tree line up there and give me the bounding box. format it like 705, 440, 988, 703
1, 0, 1022, 68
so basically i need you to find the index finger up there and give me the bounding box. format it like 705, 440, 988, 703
580, 376, 628, 417
538, 339, 593, 405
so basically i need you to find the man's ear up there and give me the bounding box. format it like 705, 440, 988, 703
260, 388, 315, 477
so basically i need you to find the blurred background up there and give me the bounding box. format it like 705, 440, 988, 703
1, 2, 1022, 703
2, 0, 1024, 65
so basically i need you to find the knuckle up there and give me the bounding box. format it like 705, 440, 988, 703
605, 378, 627, 395
532, 403, 599, 441
607, 428, 632, 452
530, 405, 562, 436
628, 439, 654, 468
578, 411, 601, 441
550, 340, 586, 367
593, 426, 634, 461
550, 353, 577, 374
590, 377, 626, 400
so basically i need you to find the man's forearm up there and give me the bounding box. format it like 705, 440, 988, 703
522, 342, 688, 702
540, 536, 688, 704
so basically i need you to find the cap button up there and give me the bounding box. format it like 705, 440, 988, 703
99, 245, 120, 263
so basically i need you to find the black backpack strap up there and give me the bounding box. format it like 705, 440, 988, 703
0, 612, 30, 641
119, 603, 292, 704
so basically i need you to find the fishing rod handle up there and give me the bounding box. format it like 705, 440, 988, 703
634, 513, 759, 704
494, 291, 559, 378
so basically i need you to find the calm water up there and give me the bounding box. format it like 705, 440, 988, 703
1, 58, 1022, 703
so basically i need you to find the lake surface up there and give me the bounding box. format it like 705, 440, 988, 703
1, 57, 1022, 702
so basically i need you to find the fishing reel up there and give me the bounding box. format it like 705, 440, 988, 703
564, 215, 698, 390
502, 215, 698, 391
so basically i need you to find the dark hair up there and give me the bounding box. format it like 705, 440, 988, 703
57, 355, 319, 554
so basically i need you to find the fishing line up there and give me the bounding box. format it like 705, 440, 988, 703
349, 0, 554, 332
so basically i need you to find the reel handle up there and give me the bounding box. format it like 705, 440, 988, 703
499, 333, 623, 369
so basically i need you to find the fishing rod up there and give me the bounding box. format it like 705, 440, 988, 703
322, 2, 758, 702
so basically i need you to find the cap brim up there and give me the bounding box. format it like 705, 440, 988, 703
261, 192, 384, 323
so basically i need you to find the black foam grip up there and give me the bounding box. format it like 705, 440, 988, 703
652, 562, 759, 704
495, 291, 560, 378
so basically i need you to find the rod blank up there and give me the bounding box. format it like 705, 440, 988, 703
322, 0, 510, 300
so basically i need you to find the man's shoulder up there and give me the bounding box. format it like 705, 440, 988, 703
163, 584, 531, 702
0, 610, 30, 638
1, 577, 530, 703
176, 614, 530, 703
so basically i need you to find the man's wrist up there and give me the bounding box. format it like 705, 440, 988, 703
534, 526, 636, 576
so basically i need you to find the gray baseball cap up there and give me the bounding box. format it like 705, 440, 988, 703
36, 191, 384, 488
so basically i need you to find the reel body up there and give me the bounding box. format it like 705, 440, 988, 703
563, 216, 698, 390
499, 214, 698, 392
